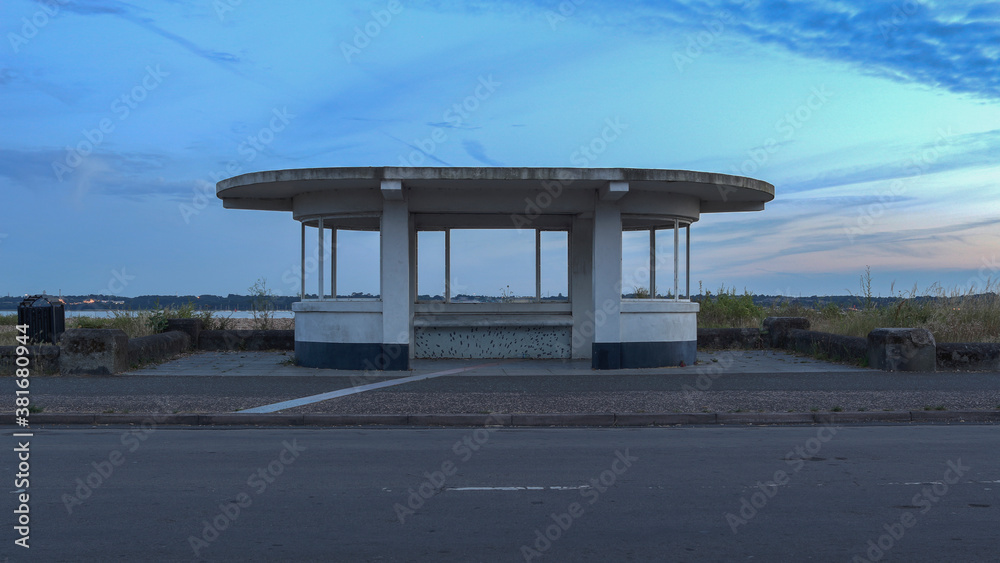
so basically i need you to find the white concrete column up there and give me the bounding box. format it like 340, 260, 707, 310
318, 217, 325, 300
592, 200, 622, 343
571, 215, 594, 359
381, 194, 410, 345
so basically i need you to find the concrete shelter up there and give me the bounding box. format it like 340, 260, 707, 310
217, 167, 773, 370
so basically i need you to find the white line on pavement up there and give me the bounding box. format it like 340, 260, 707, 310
238, 362, 502, 414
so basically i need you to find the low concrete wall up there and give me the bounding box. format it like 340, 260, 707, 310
198, 330, 295, 351
0, 345, 60, 375
165, 319, 201, 350
788, 329, 868, 363
868, 328, 936, 372
696, 328, 762, 349
936, 343, 1000, 371
762, 317, 811, 348
128, 331, 191, 367
60, 329, 129, 375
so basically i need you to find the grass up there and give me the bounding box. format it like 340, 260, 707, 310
697, 268, 1000, 343
0, 304, 237, 346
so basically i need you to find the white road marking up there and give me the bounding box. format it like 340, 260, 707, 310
238, 362, 502, 413
445, 486, 591, 491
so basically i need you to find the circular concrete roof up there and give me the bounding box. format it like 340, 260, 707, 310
217, 167, 774, 215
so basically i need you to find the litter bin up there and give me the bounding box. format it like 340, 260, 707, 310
17, 295, 66, 344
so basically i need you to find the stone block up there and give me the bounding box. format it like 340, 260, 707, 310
0, 345, 60, 375
59, 329, 129, 375
762, 317, 810, 349
165, 319, 202, 349
868, 328, 936, 372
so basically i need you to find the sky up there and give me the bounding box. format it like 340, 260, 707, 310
1, 0, 999, 300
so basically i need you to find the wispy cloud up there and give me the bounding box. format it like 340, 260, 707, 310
462, 139, 504, 166
429, 0, 1000, 100
53, 0, 244, 74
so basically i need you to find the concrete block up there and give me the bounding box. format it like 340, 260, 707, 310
511, 413, 616, 426
762, 317, 810, 349
154, 414, 201, 425
408, 414, 508, 426
825, 412, 911, 423
868, 328, 936, 371
199, 414, 304, 426
615, 413, 717, 426
910, 411, 1000, 422
936, 343, 1000, 371
128, 331, 191, 367
31, 414, 97, 425
165, 319, 202, 349
718, 412, 815, 425
93, 414, 150, 425
302, 414, 409, 426
0, 345, 60, 375
59, 329, 129, 375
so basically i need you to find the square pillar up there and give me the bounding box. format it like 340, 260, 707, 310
591, 199, 622, 368
571, 215, 594, 359
380, 190, 410, 370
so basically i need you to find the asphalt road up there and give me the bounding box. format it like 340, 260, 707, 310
2, 426, 998, 562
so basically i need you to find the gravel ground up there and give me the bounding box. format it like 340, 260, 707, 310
279, 389, 1000, 415
30, 389, 1000, 415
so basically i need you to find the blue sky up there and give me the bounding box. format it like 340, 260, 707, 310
1, 0, 999, 299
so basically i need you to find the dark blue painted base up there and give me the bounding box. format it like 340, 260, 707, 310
592, 340, 696, 369
295, 341, 410, 371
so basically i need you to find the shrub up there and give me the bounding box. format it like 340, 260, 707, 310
696, 283, 765, 328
